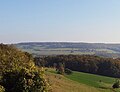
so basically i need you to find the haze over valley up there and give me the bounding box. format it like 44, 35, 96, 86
16, 42, 120, 58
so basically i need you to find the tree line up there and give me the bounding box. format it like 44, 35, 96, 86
34, 55, 120, 78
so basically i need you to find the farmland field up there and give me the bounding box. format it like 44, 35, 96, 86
16, 42, 120, 58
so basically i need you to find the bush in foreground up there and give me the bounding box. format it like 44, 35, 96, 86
0, 69, 49, 92
0, 85, 5, 92
0, 44, 50, 92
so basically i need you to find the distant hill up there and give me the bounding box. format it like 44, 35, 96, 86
15, 42, 120, 58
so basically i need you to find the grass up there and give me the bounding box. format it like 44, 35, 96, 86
46, 68, 120, 92
65, 71, 115, 88
65, 71, 120, 92
45, 70, 100, 92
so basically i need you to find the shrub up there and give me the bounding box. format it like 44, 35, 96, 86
0, 44, 50, 92
56, 63, 65, 75
0, 69, 49, 92
65, 68, 73, 75
0, 85, 5, 92
0, 44, 36, 73
112, 80, 120, 88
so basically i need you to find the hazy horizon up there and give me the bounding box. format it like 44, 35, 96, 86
2, 41, 120, 45
0, 0, 120, 43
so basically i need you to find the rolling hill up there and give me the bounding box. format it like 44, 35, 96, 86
15, 42, 120, 58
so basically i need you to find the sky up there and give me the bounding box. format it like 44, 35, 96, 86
0, 0, 120, 44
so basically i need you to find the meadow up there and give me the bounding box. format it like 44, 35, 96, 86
46, 68, 120, 92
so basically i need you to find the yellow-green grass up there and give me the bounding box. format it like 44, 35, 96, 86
46, 68, 120, 92
45, 71, 100, 92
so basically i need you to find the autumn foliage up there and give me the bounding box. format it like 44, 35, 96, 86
0, 44, 49, 92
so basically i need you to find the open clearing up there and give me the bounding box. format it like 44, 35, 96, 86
45, 68, 120, 92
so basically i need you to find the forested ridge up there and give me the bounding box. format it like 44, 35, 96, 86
35, 55, 120, 78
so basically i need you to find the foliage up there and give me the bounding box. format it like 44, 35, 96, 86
0, 85, 5, 92
35, 55, 120, 77
56, 63, 65, 75
0, 69, 49, 92
65, 68, 72, 75
0, 44, 49, 92
112, 80, 120, 88
34, 57, 47, 67
0, 44, 35, 73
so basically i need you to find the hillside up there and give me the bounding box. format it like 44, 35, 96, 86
45, 69, 100, 92
16, 42, 120, 58
46, 68, 120, 92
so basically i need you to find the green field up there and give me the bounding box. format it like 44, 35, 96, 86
47, 68, 120, 92
65, 71, 115, 88
46, 69, 100, 92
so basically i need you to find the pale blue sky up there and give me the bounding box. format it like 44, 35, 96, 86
0, 0, 120, 43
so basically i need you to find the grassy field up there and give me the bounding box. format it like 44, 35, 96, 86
46, 68, 120, 92
65, 71, 120, 92
65, 71, 115, 88
45, 70, 100, 92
